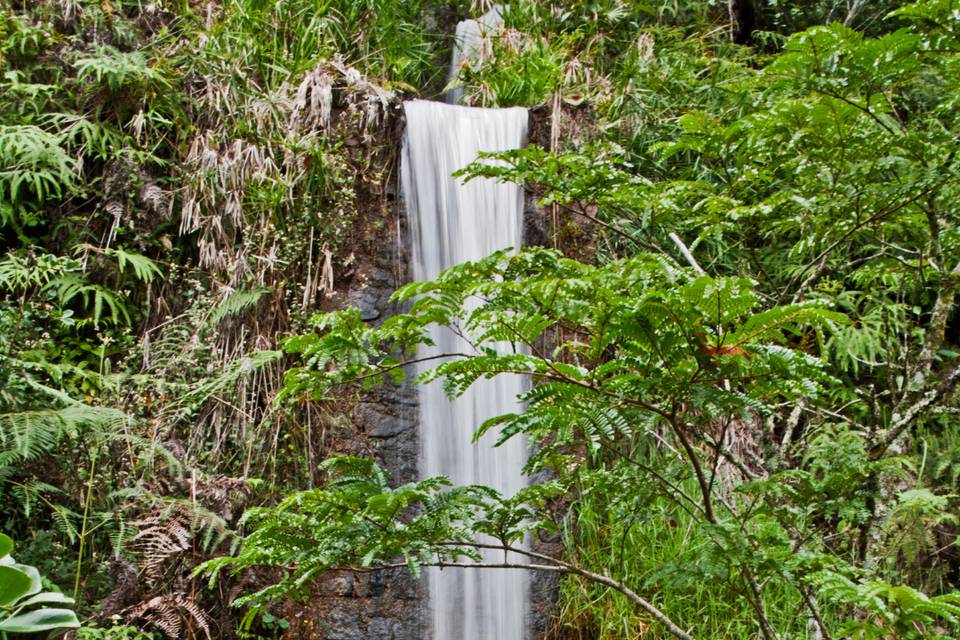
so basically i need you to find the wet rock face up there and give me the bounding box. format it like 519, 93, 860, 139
285, 569, 425, 640
525, 194, 551, 249
361, 382, 420, 485
284, 185, 426, 639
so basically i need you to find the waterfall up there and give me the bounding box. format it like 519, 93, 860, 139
445, 5, 503, 104
401, 99, 530, 640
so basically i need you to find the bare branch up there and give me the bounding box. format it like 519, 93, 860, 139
364, 551, 696, 640
669, 232, 707, 275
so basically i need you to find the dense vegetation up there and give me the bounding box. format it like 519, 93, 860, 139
2, 0, 959, 638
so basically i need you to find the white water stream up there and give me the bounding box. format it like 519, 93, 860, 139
444, 5, 503, 104
401, 98, 530, 639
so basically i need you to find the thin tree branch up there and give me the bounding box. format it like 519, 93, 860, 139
364, 549, 696, 640
670, 232, 707, 275
671, 413, 716, 523
872, 365, 960, 458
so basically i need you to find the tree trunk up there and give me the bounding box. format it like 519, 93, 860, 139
728, 0, 765, 45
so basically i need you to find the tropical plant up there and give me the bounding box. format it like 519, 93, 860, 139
0, 533, 79, 636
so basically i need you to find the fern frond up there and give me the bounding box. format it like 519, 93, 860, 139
124, 594, 211, 640
209, 287, 270, 324
0, 125, 78, 210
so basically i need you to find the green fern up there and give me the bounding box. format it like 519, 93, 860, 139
0, 125, 78, 214
42, 113, 123, 161
0, 404, 127, 483
813, 571, 960, 639
0, 252, 79, 292
74, 46, 164, 93
209, 287, 270, 325
48, 273, 130, 327
104, 247, 163, 284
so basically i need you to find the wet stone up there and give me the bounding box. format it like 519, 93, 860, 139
319, 573, 356, 598
366, 618, 394, 639
322, 609, 363, 640
357, 402, 416, 438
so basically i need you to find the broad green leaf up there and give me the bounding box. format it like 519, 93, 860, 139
17, 591, 75, 607
0, 608, 81, 633
0, 565, 32, 607
0, 533, 12, 559
11, 564, 42, 597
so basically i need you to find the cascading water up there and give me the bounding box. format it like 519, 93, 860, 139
401, 98, 530, 640
444, 5, 503, 104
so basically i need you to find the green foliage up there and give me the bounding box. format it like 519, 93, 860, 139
209, 288, 271, 325
213, 247, 948, 637
457, 32, 566, 107
0, 405, 127, 483
101, 247, 162, 284
0, 0, 456, 635
219, 4, 960, 634
0, 125, 78, 228
74, 46, 164, 94
198, 455, 501, 607
204, 0, 448, 93
76, 625, 158, 640
0, 533, 80, 635
813, 573, 960, 639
